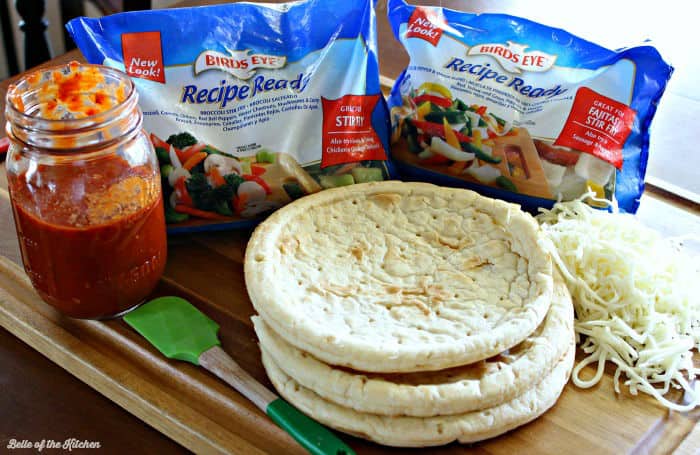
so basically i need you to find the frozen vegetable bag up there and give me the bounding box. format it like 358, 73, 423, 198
387, 0, 672, 213
67, 0, 392, 232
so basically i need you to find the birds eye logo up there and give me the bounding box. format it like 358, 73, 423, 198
194, 49, 286, 80
467, 41, 557, 74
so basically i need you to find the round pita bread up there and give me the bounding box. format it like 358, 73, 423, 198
245, 181, 553, 372
253, 273, 573, 417
262, 341, 574, 447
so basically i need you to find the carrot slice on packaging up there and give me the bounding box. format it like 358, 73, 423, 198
177, 143, 207, 163
183, 151, 208, 170
208, 166, 226, 187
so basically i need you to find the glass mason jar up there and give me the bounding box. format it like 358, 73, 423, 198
5, 62, 167, 319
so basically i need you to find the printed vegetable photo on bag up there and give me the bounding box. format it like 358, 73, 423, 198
67, 0, 392, 232
387, 0, 672, 213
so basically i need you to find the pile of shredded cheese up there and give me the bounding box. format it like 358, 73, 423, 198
537, 194, 700, 411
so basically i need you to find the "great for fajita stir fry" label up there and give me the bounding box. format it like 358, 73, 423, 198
387, 0, 672, 213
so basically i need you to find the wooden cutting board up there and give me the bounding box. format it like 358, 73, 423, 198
0, 188, 696, 454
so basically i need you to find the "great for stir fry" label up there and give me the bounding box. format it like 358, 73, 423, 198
554, 87, 636, 169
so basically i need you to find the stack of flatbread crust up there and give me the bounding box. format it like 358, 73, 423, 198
245, 181, 574, 447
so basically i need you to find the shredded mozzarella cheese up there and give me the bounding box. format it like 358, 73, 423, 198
537, 194, 700, 411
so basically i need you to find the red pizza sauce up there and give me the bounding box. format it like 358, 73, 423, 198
9, 157, 167, 319
6, 62, 166, 319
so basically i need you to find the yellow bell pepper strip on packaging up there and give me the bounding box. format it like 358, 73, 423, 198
443, 118, 461, 149
416, 102, 432, 121
414, 93, 452, 108
472, 129, 482, 150
387, 0, 673, 212
411, 120, 472, 143
417, 82, 452, 99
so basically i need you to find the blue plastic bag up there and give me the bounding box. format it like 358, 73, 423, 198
387, 0, 672, 213
68, 0, 392, 232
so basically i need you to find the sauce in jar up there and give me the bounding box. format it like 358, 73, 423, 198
5, 62, 167, 319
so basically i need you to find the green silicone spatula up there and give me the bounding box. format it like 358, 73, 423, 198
123, 296, 354, 455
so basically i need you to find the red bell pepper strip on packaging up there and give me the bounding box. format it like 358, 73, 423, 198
232, 194, 247, 215
411, 120, 472, 143
174, 177, 193, 206
250, 165, 266, 177
150, 133, 169, 150
243, 175, 272, 194
413, 94, 452, 108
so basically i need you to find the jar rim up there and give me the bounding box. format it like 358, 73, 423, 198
5, 62, 137, 131
5, 62, 143, 152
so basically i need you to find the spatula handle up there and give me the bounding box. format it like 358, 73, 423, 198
267, 398, 355, 455
199, 346, 355, 455
199, 345, 276, 410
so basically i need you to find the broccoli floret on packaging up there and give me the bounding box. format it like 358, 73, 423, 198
185, 173, 217, 211
224, 173, 245, 194
185, 172, 245, 215
166, 132, 197, 149
212, 176, 239, 201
